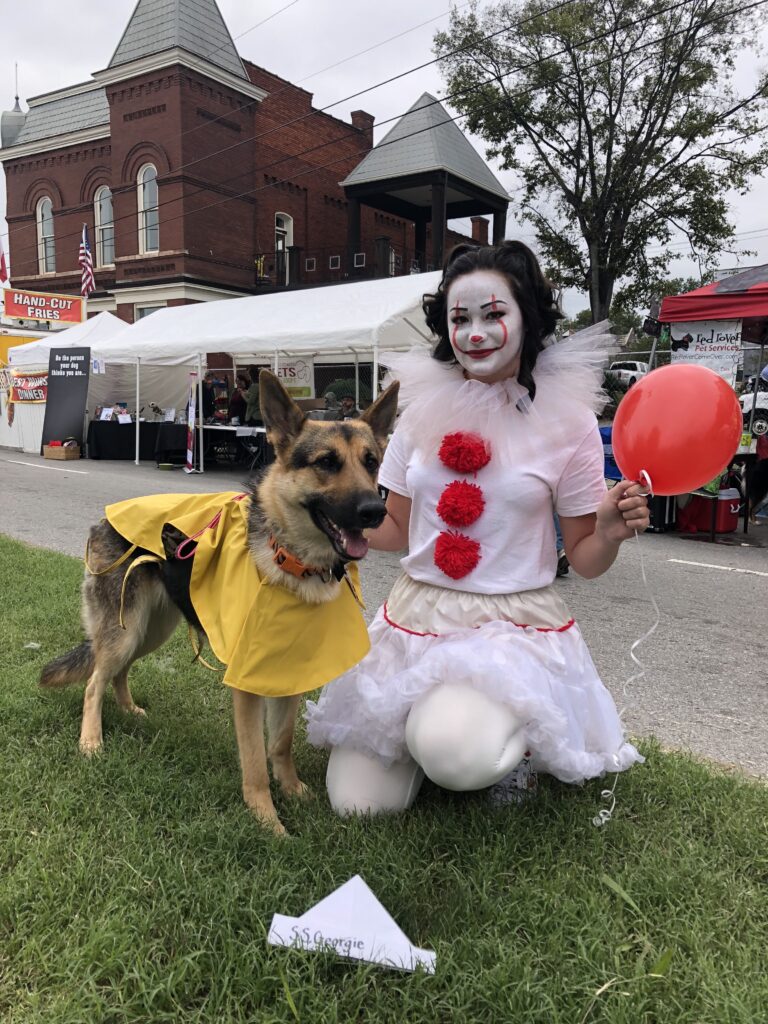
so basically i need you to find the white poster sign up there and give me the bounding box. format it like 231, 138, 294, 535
274, 359, 314, 398
669, 319, 742, 385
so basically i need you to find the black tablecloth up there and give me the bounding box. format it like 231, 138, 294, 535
155, 423, 189, 463
87, 421, 160, 460
154, 424, 274, 468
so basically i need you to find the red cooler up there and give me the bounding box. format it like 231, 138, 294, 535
676, 488, 740, 534
715, 487, 741, 532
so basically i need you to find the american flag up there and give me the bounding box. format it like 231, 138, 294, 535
79, 224, 95, 297
0, 233, 8, 283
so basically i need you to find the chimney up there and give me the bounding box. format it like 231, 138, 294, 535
471, 217, 489, 245
351, 110, 374, 148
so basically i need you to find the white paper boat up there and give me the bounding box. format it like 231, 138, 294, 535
267, 874, 436, 973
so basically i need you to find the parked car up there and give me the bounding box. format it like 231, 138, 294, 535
740, 391, 768, 436
607, 360, 649, 386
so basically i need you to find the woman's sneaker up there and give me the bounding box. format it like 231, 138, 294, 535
489, 756, 538, 806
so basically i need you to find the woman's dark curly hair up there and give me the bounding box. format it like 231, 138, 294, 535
422, 240, 562, 400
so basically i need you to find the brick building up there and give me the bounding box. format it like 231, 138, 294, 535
1, 0, 508, 325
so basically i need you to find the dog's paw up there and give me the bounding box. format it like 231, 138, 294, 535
79, 737, 103, 757
282, 778, 312, 801
127, 704, 147, 718
268, 818, 289, 838
244, 793, 289, 837
250, 807, 288, 837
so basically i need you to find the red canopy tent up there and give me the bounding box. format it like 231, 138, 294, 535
660, 264, 768, 322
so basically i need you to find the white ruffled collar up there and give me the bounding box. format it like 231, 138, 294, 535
381, 325, 615, 459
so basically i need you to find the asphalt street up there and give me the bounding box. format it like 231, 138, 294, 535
1, 452, 766, 776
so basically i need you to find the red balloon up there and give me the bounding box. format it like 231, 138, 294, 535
612, 364, 742, 495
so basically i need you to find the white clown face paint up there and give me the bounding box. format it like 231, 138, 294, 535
446, 269, 524, 382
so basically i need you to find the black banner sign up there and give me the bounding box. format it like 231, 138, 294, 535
40, 347, 91, 450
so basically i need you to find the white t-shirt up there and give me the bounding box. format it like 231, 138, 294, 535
378, 408, 606, 595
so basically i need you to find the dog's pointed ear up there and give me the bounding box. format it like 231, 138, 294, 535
259, 369, 305, 449
360, 381, 399, 444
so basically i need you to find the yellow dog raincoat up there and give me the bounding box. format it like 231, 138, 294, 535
102, 491, 370, 696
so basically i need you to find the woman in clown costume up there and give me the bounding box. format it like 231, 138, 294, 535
306, 241, 649, 814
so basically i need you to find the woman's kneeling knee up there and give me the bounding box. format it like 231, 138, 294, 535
405, 682, 528, 791
326, 745, 423, 816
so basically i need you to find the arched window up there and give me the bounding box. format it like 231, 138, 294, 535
36, 197, 55, 273
137, 164, 159, 254
275, 212, 293, 284
94, 186, 114, 266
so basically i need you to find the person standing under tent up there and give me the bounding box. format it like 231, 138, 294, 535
228, 372, 249, 423
244, 365, 263, 425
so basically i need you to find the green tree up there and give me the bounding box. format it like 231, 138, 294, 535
561, 302, 639, 338
559, 307, 593, 334
435, 0, 768, 321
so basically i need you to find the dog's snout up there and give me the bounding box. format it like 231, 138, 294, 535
356, 498, 386, 528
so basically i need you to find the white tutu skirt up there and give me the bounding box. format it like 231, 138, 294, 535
305, 575, 643, 785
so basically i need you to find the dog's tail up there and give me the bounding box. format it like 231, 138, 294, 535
40, 641, 94, 688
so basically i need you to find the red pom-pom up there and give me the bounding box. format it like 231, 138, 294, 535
434, 530, 481, 580
436, 480, 485, 527
438, 432, 491, 474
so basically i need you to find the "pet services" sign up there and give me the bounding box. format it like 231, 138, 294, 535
669, 319, 742, 385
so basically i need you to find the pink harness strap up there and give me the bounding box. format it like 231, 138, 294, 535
175, 493, 247, 561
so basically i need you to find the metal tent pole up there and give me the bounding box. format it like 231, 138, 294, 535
747, 342, 764, 435
353, 349, 360, 408
197, 353, 205, 473
648, 335, 659, 370
134, 358, 141, 465
372, 341, 379, 396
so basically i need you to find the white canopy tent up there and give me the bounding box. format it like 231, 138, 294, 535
90, 272, 443, 365
2, 314, 131, 456
7, 311, 127, 366
3, 312, 190, 456
88, 272, 442, 468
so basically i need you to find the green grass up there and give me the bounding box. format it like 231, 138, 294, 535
1, 534, 767, 1024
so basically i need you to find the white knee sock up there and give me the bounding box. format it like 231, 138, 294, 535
326, 745, 424, 816
405, 682, 527, 792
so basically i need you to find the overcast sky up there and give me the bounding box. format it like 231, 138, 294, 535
1, 0, 767, 315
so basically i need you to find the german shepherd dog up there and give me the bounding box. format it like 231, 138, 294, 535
40, 371, 399, 834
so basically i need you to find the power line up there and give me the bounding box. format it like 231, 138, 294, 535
2, 0, 582, 259
107, 0, 580, 186
291, 2, 475, 90
10, 0, 759, 269
5, 0, 765, 270
646, 224, 768, 254
117, 0, 768, 230
178, 1, 476, 141
83, 0, 753, 263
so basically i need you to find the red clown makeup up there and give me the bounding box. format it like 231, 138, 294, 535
446, 269, 524, 383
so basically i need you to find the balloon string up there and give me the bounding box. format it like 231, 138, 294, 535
622, 528, 661, 700
592, 500, 661, 829
592, 771, 618, 828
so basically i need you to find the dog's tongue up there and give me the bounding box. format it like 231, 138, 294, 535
341, 529, 369, 559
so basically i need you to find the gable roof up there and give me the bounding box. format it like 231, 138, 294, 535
109, 0, 247, 80
341, 92, 508, 202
